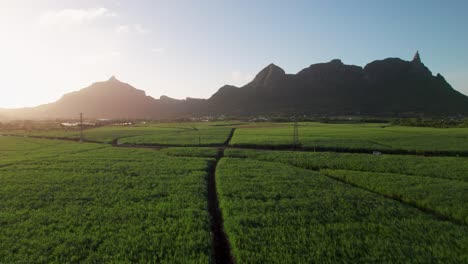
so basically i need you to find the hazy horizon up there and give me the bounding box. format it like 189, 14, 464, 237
1, 0, 468, 109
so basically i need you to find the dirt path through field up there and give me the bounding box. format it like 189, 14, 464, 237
224, 128, 236, 145
206, 128, 236, 263
207, 147, 234, 264
208, 132, 235, 263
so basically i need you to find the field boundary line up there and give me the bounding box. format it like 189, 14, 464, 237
224, 128, 236, 146
322, 172, 466, 226
222, 156, 466, 227
5, 134, 467, 158
229, 144, 468, 157
289, 160, 467, 226
229, 155, 466, 182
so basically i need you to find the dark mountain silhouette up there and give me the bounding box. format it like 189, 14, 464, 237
1, 77, 159, 119
1, 52, 467, 120
205, 52, 468, 116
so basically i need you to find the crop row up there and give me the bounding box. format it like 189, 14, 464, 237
229, 122, 468, 153
119, 126, 232, 146
321, 169, 468, 224
216, 158, 468, 263
0, 142, 213, 263
1, 122, 237, 145
225, 149, 468, 181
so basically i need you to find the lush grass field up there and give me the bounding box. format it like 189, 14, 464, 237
0, 137, 213, 263
225, 148, 468, 225
1, 122, 235, 146
216, 158, 468, 263
0, 125, 175, 143
160, 147, 219, 158
230, 122, 468, 153
225, 149, 468, 181
119, 126, 232, 146
322, 169, 468, 224
4, 121, 468, 153
0, 136, 106, 167
2, 121, 467, 263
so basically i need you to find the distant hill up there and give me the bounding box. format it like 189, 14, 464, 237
0, 77, 191, 120
1, 52, 467, 120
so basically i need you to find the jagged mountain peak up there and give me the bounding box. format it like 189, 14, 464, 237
412, 50, 421, 63
251, 63, 286, 87
108, 75, 119, 82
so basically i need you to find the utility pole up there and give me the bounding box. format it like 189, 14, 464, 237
293, 117, 299, 149
79, 113, 84, 142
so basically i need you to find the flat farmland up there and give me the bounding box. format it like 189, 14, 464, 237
225, 149, 468, 181
225, 149, 468, 223
229, 122, 468, 154
119, 125, 233, 146
1, 121, 467, 263
216, 158, 467, 263
0, 122, 237, 145
0, 137, 213, 263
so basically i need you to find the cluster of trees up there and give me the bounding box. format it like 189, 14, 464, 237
390, 118, 468, 128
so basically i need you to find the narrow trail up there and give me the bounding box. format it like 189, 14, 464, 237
207, 148, 234, 264
224, 128, 236, 145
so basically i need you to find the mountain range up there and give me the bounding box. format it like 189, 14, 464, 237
1, 52, 467, 120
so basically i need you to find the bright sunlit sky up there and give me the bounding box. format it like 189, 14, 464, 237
1, 0, 467, 108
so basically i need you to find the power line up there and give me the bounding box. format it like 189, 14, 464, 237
80, 113, 84, 142
293, 118, 299, 148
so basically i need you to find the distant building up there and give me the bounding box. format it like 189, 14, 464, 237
61, 122, 95, 127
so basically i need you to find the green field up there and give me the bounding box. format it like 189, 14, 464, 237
230, 122, 468, 154
1, 122, 235, 146
322, 169, 467, 224
216, 158, 467, 263
119, 126, 232, 146
225, 149, 468, 181
0, 137, 213, 262
1, 121, 467, 263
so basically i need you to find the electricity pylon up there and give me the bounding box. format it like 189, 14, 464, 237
79, 113, 84, 142
293, 118, 299, 148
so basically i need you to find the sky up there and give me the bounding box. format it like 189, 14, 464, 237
1, 0, 467, 108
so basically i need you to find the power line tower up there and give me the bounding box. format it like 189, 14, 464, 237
198, 130, 201, 146
79, 113, 84, 142
293, 118, 299, 148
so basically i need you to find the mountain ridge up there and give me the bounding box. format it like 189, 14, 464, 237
1, 53, 467, 120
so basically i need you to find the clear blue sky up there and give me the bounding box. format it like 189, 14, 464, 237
1, 0, 467, 108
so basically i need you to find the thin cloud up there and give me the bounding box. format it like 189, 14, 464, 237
38, 7, 117, 27
115, 24, 150, 35
115, 25, 130, 34
75, 51, 121, 64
